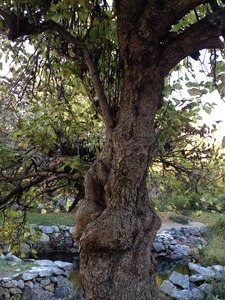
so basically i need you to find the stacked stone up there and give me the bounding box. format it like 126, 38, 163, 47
0, 257, 75, 300
27, 225, 77, 255
152, 226, 207, 261
160, 262, 225, 300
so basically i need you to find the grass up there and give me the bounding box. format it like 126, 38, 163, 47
0, 260, 38, 278
26, 212, 75, 226
202, 235, 225, 265
0, 211, 75, 227
158, 210, 225, 227
200, 217, 225, 266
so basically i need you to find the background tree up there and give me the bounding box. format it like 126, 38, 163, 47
1, 1, 225, 299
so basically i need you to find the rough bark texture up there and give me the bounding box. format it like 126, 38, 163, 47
74, 1, 225, 299
74, 13, 164, 297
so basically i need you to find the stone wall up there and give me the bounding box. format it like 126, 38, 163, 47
0, 257, 76, 300
12, 225, 78, 256
160, 262, 225, 300
12, 224, 208, 260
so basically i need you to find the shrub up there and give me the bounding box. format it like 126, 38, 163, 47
201, 218, 225, 265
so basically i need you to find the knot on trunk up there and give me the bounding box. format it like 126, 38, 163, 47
74, 160, 109, 243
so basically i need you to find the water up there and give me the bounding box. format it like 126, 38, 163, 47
36, 252, 191, 288
156, 260, 191, 286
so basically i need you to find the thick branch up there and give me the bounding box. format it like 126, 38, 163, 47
0, 171, 81, 183
48, 20, 114, 129
0, 10, 114, 130
153, 0, 209, 39
160, 8, 225, 75
0, 176, 45, 207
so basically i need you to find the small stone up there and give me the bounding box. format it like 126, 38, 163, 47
10, 287, 22, 295
22, 271, 38, 281
35, 259, 55, 267
169, 271, 190, 289
4, 254, 22, 263
199, 283, 213, 295
54, 261, 73, 271
44, 283, 55, 292
190, 274, 208, 282
21, 286, 35, 300
17, 280, 25, 289
42, 226, 54, 234
39, 233, 50, 242
153, 242, 166, 252
52, 226, 60, 232
38, 268, 53, 277
188, 263, 215, 277
160, 280, 176, 295
191, 287, 205, 300
40, 278, 50, 287
55, 286, 70, 299
171, 289, 193, 300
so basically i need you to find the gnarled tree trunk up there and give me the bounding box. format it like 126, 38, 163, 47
74, 68, 163, 299
74, 2, 164, 298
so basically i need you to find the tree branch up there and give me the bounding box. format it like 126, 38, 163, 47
47, 20, 114, 130
0, 10, 114, 130
152, 0, 210, 39
160, 8, 225, 75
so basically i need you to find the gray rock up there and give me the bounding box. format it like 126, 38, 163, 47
52, 225, 60, 232
160, 280, 176, 295
39, 232, 50, 242
42, 226, 54, 234
190, 274, 209, 282
54, 261, 73, 271
191, 287, 205, 300
57, 275, 72, 288
198, 283, 213, 295
35, 259, 55, 267
171, 289, 193, 300
40, 278, 51, 287
3, 279, 17, 288
36, 290, 53, 300
169, 271, 190, 289
38, 267, 53, 277
153, 242, 166, 252
9, 287, 22, 294
22, 271, 38, 281
21, 286, 36, 300
17, 279, 25, 289
188, 263, 215, 277
4, 253, 22, 263
51, 267, 64, 276
55, 286, 70, 299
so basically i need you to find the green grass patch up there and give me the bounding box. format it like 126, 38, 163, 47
0, 212, 75, 227
190, 211, 225, 225
0, 260, 38, 278
201, 217, 225, 266
26, 212, 75, 226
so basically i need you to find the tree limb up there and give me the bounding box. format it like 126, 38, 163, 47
152, 0, 210, 39
160, 8, 225, 75
0, 9, 114, 130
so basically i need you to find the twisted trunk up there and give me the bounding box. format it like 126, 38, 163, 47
74, 69, 163, 298
74, 3, 164, 298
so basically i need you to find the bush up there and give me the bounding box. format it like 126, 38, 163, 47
201, 218, 225, 265
205, 280, 225, 300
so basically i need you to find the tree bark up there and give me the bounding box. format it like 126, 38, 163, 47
74, 65, 163, 298
73, 0, 225, 297
74, 3, 165, 298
